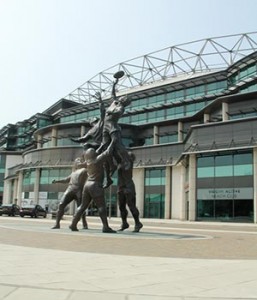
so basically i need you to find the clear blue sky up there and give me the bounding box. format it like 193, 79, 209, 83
0, 0, 257, 128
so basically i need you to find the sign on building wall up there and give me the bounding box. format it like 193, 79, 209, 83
39, 192, 47, 199
197, 188, 253, 200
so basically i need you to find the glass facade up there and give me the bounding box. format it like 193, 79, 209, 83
39, 168, 71, 186
37, 118, 52, 128
21, 170, 36, 196
229, 62, 257, 86
159, 133, 178, 144
121, 99, 214, 126
57, 138, 78, 146
59, 80, 227, 128
239, 82, 257, 94
196, 151, 253, 222
144, 168, 165, 218
60, 109, 99, 124
144, 136, 153, 146
128, 80, 227, 115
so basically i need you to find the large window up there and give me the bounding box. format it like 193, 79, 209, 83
166, 106, 184, 120
185, 102, 205, 116
60, 109, 99, 124
125, 80, 227, 124
40, 168, 71, 185
38, 118, 52, 128
144, 136, 153, 146
21, 170, 37, 195
197, 151, 253, 222
229, 62, 257, 86
159, 133, 178, 144
22, 169, 36, 190
144, 168, 165, 218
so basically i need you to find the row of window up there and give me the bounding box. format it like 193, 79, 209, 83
239, 82, 257, 95
17, 150, 255, 221
38, 118, 52, 128
60, 86, 224, 124
197, 153, 252, 178
60, 109, 99, 124
59, 81, 226, 125
197, 199, 253, 221
129, 81, 226, 111
121, 101, 208, 125
20, 166, 167, 219
229, 62, 257, 85
230, 110, 257, 120
22, 169, 71, 186
8, 118, 51, 137
60, 67, 257, 127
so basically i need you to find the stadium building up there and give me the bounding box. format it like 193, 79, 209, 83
1, 32, 257, 222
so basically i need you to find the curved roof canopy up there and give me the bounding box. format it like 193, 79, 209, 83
65, 32, 257, 104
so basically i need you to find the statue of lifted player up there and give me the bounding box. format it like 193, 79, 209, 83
96, 71, 132, 171
71, 92, 116, 189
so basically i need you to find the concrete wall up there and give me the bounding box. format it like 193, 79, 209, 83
3, 154, 23, 203
133, 168, 145, 216
171, 164, 185, 220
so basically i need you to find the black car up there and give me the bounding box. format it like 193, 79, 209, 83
0, 204, 20, 216
20, 205, 47, 218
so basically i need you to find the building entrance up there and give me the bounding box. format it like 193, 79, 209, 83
196, 151, 253, 222
144, 168, 165, 218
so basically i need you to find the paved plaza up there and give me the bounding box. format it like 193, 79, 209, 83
0, 216, 257, 299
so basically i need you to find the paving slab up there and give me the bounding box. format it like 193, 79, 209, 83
0, 216, 257, 299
